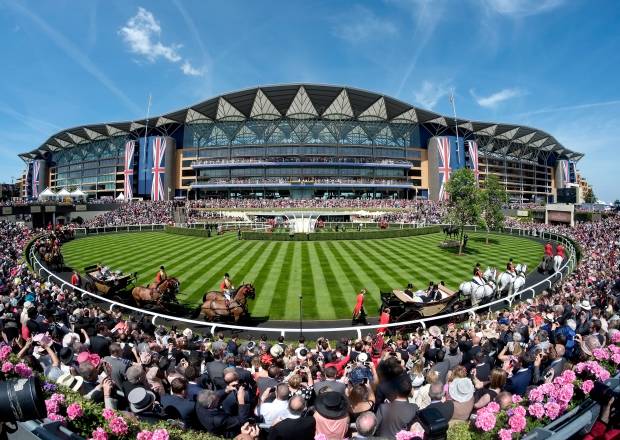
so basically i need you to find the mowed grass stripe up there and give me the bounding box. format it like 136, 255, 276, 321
265, 244, 296, 319
324, 242, 379, 311
299, 244, 318, 319
248, 243, 284, 317
314, 243, 351, 316
358, 238, 419, 283
338, 240, 402, 292
306, 244, 336, 320
64, 233, 186, 262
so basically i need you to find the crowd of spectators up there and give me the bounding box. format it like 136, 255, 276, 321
194, 157, 411, 166
84, 201, 176, 227
0, 209, 619, 439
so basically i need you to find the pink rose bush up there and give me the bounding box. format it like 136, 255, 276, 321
66, 403, 84, 420
0, 345, 12, 361
472, 362, 618, 439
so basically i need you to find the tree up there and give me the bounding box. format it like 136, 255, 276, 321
584, 187, 597, 204
614, 199, 620, 211
444, 168, 482, 254
480, 174, 508, 244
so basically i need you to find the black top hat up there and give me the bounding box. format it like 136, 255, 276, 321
59, 347, 74, 365
314, 391, 348, 420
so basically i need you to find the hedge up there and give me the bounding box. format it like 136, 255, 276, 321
241, 226, 441, 241
164, 226, 217, 237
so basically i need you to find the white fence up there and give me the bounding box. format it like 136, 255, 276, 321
29, 227, 577, 339
73, 224, 166, 236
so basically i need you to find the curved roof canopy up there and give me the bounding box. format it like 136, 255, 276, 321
19, 84, 583, 161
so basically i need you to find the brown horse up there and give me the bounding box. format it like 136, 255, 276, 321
200, 283, 256, 322
132, 278, 180, 306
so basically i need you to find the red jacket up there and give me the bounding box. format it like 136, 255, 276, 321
353, 293, 364, 315
556, 244, 565, 258
583, 421, 620, 440
377, 311, 390, 334
545, 243, 553, 257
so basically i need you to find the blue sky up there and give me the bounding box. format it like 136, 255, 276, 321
1, 0, 619, 201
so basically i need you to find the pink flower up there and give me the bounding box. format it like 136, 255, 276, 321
137, 431, 153, 440
512, 405, 527, 418
528, 387, 544, 402
50, 393, 65, 404
557, 384, 574, 403
609, 345, 620, 354
108, 417, 128, 436
89, 427, 108, 440
528, 403, 545, 419
475, 411, 497, 432
395, 431, 415, 440
66, 403, 84, 420
102, 408, 115, 421
611, 354, 620, 365
0, 345, 12, 361
511, 394, 523, 404
1, 362, 13, 373
593, 348, 610, 361
485, 401, 500, 413
13, 362, 32, 378
561, 369, 576, 383
611, 332, 620, 343
48, 413, 66, 425
581, 380, 594, 393
151, 429, 170, 440
546, 402, 561, 420
498, 428, 513, 440
45, 399, 60, 415
508, 414, 527, 433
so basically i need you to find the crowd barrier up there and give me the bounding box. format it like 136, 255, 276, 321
28, 226, 577, 340
72, 224, 166, 236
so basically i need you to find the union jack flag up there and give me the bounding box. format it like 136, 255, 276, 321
32, 161, 40, 198
466, 140, 480, 183
437, 137, 452, 201
561, 160, 570, 185
151, 137, 167, 201
123, 141, 135, 200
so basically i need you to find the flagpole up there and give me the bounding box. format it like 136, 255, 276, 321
449, 89, 460, 164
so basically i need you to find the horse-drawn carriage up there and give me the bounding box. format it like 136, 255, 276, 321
380, 284, 466, 324
83, 264, 137, 299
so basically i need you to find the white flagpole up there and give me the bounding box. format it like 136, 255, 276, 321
449, 89, 460, 165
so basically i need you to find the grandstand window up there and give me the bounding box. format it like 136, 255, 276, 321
198, 147, 228, 158
340, 146, 372, 156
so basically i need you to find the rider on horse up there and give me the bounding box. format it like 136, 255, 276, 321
220, 273, 234, 306
473, 262, 484, 285
507, 258, 516, 276
155, 266, 168, 287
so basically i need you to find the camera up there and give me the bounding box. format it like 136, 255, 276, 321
0, 376, 46, 422
589, 381, 620, 407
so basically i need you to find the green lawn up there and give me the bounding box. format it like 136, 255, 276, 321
61, 232, 542, 320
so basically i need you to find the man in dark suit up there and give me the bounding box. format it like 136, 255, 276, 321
196, 384, 250, 438
205, 349, 227, 389
161, 377, 196, 428
505, 354, 533, 396
88, 324, 111, 357
426, 382, 454, 421
533, 345, 566, 384
268, 396, 315, 440
474, 351, 491, 383
430, 350, 450, 384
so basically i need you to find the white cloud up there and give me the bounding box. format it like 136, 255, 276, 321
480, 0, 565, 17
181, 61, 203, 77
334, 6, 398, 42
119, 7, 204, 76
471, 88, 524, 108
413, 80, 452, 109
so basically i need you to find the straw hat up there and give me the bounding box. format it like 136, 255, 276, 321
449, 378, 475, 403
56, 373, 84, 392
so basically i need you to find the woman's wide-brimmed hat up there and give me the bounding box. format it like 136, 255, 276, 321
314, 391, 349, 420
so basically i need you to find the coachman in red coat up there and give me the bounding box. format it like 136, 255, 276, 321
352, 289, 368, 325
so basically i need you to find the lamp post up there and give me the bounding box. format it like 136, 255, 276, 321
299, 294, 303, 337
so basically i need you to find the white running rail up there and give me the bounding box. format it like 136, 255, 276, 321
28, 228, 577, 339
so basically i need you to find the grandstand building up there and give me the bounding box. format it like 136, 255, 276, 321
18, 84, 584, 202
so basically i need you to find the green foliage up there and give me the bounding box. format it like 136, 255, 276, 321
164, 226, 216, 237
447, 421, 475, 440
584, 187, 597, 203
241, 226, 441, 241
480, 174, 508, 242
444, 168, 482, 253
